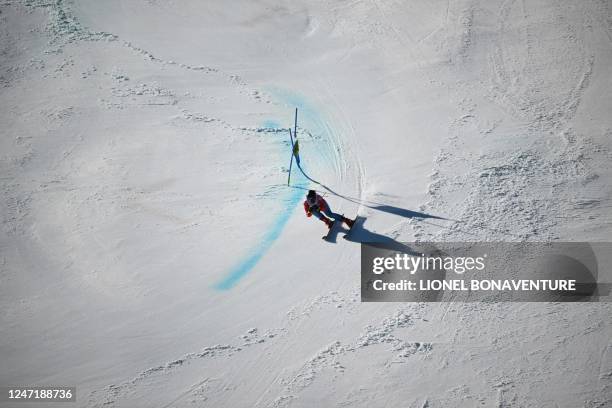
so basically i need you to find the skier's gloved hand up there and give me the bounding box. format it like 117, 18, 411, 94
307, 211, 312, 217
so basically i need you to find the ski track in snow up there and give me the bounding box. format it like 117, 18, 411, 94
87, 327, 277, 407
88, 293, 432, 408
414, 0, 612, 242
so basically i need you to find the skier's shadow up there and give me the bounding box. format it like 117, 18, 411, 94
335, 216, 418, 255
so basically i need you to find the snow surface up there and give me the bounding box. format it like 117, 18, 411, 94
1, 0, 611, 407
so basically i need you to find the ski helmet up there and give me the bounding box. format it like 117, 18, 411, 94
307, 190, 317, 205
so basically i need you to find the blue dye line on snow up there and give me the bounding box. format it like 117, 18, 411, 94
214, 92, 323, 290
214, 185, 305, 290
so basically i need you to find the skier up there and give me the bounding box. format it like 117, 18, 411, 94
304, 190, 354, 229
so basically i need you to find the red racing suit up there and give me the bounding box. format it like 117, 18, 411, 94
304, 194, 328, 217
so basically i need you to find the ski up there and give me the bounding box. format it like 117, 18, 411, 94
342, 216, 358, 240
322, 220, 339, 242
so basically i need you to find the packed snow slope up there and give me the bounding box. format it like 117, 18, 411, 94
1, 0, 612, 407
